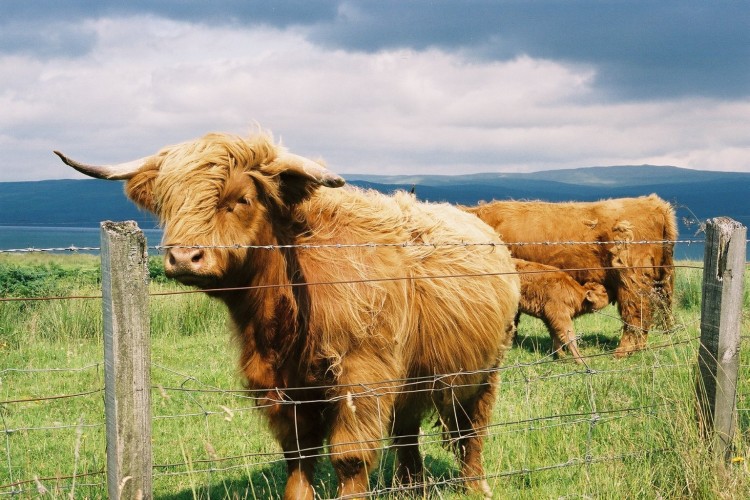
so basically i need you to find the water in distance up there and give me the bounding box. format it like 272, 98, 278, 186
0, 226, 164, 254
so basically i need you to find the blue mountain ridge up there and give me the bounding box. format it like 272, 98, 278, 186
1, 165, 748, 239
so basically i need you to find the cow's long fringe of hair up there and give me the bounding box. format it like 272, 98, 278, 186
148, 133, 280, 242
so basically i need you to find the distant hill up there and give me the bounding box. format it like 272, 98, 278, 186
345, 164, 750, 188
346, 165, 750, 234
2, 165, 749, 241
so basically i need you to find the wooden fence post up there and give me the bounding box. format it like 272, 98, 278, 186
697, 217, 746, 461
100, 221, 152, 499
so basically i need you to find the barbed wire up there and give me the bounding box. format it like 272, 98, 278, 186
0, 388, 103, 407
143, 392, 678, 499
153, 238, 701, 251
0, 292, 102, 303
0, 363, 102, 377
0, 258, 704, 410
0, 237, 713, 254
0, 245, 103, 254
4, 422, 103, 435
144, 358, 704, 436
0, 472, 105, 496
93, 337, 698, 486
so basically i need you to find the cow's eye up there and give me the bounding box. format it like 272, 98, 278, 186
227, 197, 251, 213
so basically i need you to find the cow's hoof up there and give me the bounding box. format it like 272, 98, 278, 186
465, 478, 492, 498
613, 347, 635, 359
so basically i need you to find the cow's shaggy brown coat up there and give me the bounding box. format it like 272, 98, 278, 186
514, 258, 610, 364
59, 132, 520, 499
465, 196, 676, 358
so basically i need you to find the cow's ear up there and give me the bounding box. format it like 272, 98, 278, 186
125, 162, 160, 213
260, 152, 345, 204
583, 286, 609, 311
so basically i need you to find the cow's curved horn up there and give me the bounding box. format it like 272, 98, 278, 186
274, 152, 345, 188
53, 151, 149, 180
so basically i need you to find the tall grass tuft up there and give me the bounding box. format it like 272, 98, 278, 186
674, 261, 703, 311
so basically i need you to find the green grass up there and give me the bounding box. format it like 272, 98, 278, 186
1, 255, 749, 498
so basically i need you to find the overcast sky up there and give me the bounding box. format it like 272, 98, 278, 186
1, 1, 749, 181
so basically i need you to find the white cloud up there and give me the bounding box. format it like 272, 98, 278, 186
0, 15, 748, 181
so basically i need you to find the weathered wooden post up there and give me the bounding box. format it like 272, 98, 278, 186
697, 217, 746, 461
100, 221, 152, 499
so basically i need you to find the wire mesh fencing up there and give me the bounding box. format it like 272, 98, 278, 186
1, 234, 748, 498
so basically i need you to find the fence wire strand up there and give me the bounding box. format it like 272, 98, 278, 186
0, 237, 709, 254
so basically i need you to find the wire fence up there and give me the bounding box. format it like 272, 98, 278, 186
1, 234, 747, 498
6, 237, 746, 255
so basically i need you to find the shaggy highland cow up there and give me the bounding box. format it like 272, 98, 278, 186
56, 132, 520, 499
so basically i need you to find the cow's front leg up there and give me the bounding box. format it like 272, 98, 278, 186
545, 316, 584, 365
437, 371, 497, 498
327, 353, 398, 499
614, 280, 652, 358
269, 400, 326, 500
391, 415, 424, 487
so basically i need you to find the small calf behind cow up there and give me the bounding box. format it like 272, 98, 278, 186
514, 258, 610, 364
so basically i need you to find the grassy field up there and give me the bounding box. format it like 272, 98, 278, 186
1, 254, 749, 499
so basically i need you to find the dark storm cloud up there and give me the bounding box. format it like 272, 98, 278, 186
0, 0, 339, 58
306, 1, 750, 100
2, 0, 748, 98
0, 1, 339, 31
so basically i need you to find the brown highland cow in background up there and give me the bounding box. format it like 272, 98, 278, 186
465, 196, 676, 358
56, 132, 520, 499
